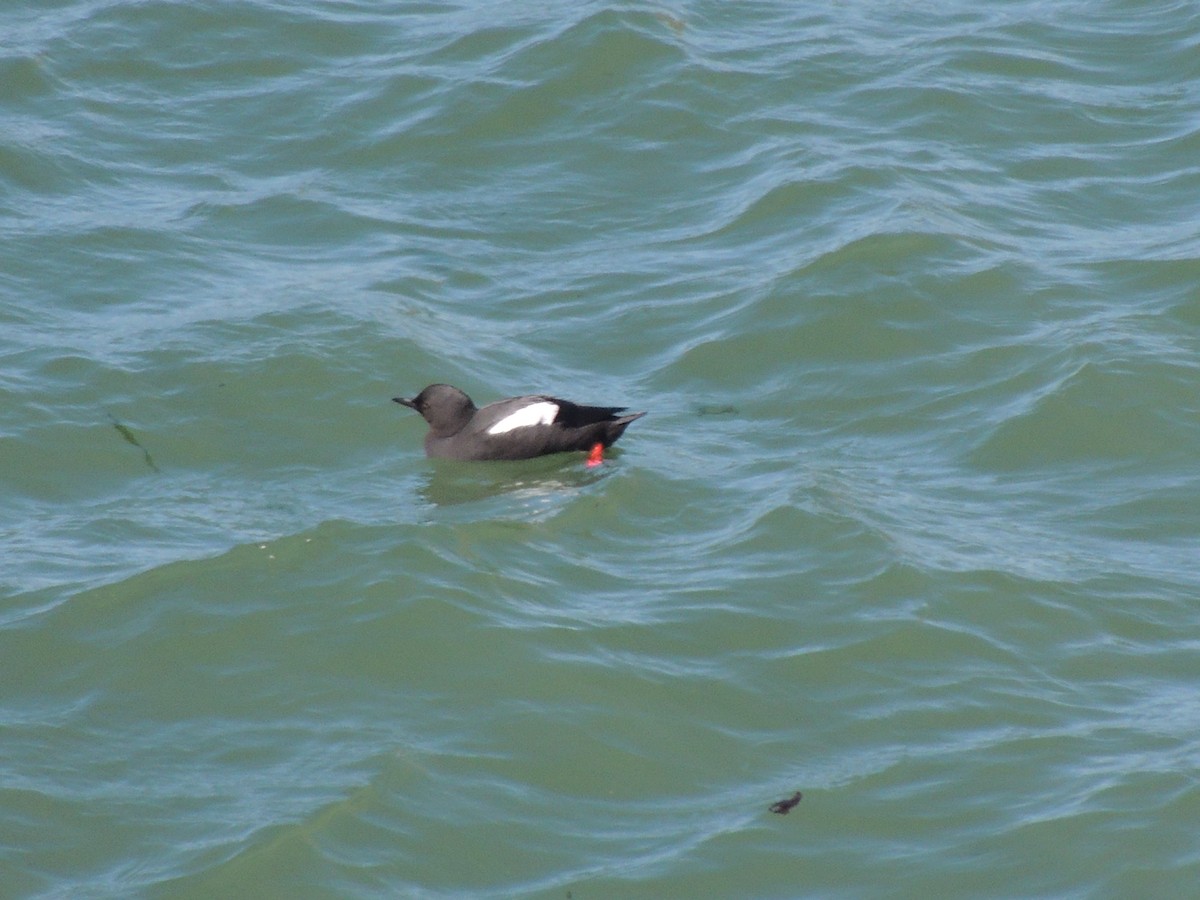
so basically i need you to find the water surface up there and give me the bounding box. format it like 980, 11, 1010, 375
3, 1, 1199, 896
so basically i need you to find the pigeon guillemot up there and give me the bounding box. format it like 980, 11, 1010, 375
393, 383, 646, 462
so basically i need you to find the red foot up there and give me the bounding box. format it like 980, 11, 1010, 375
585, 442, 604, 467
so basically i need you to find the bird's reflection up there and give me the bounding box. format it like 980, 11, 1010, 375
415, 452, 620, 507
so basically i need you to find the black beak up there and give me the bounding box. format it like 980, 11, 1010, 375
393, 397, 418, 410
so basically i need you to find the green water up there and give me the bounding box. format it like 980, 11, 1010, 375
3, 1, 1199, 897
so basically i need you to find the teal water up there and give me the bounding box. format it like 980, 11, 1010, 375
3, 1, 1200, 896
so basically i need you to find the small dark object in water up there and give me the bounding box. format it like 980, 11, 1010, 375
109, 413, 160, 472
769, 791, 802, 814
695, 403, 737, 416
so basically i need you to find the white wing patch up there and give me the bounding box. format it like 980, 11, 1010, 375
486, 401, 559, 435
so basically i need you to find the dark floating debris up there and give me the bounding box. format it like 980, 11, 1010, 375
769, 791, 802, 815
109, 414, 160, 472
695, 403, 738, 417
